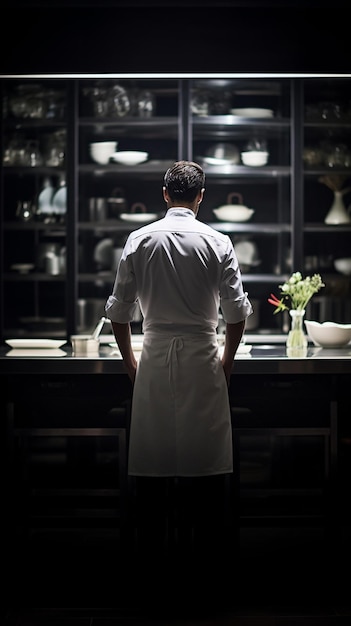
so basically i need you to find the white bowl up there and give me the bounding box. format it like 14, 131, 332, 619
241, 151, 269, 167
89, 141, 118, 165
111, 151, 148, 165
334, 257, 351, 276
213, 206, 254, 222
304, 320, 351, 348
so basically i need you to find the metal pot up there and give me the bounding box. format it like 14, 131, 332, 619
107, 187, 127, 219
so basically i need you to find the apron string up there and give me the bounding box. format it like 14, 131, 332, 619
165, 337, 184, 390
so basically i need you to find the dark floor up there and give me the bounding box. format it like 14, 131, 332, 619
3, 526, 351, 626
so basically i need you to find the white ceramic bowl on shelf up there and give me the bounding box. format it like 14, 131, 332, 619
111, 151, 148, 165
334, 257, 351, 276
304, 320, 351, 348
241, 151, 269, 166
89, 141, 118, 165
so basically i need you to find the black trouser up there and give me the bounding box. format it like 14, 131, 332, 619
133, 474, 230, 562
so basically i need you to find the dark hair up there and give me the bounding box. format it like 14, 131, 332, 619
163, 161, 205, 203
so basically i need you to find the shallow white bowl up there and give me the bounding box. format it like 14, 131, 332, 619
241, 151, 269, 166
213, 206, 254, 222
111, 151, 148, 165
304, 320, 351, 348
334, 257, 351, 276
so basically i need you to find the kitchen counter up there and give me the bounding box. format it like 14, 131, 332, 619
1, 342, 351, 375
2, 336, 349, 590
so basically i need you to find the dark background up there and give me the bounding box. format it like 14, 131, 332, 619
1, 0, 350, 75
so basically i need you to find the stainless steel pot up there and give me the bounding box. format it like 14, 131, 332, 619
107, 187, 127, 219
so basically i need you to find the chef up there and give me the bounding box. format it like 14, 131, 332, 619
105, 160, 253, 564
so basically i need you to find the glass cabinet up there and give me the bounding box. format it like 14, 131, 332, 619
1, 79, 70, 338
76, 78, 181, 334
1, 76, 350, 342
189, 78, 293, 334
302, 78, 351, 324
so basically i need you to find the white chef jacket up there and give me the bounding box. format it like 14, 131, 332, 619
105, 207, 253, 476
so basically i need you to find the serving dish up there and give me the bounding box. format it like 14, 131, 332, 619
213, 191, 254, 222
304, 320, 351, 348
5, 339, 66, 349
230, 108, 274, 118
111, 151, 148, 165
213, 206, 254, 222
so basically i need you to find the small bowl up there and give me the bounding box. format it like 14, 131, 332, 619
70, 335, 100, 356
334, 257, 351, 276
89, 141, 118, 165
304, 320, 351, 348
241, 151, 269, 167
111, 151, 148, 165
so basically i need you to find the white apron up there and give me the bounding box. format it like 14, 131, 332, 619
128, 331, 233, 477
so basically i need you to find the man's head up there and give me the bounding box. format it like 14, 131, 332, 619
163, 161, 205, 210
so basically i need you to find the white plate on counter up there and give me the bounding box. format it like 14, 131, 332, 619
5, 338, 67, 349
6, 348, 67, 357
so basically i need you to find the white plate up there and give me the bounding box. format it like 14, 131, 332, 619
230, 108, 274, 118
119, 213, 158, 223
236, 343, 252, 354
202, 156, 238, 166
6, 348, 67, 357
5, 339, 67, 349
11, 263, 35, 274
93, 238, 114, 266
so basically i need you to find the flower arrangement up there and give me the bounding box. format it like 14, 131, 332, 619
268, 271, 325, 314
319, 174, 351, 194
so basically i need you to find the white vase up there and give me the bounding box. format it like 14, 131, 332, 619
286, 309, 308, 358
324, 190, 351, 225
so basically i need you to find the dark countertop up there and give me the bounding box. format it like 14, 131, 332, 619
1, 342, 351, 375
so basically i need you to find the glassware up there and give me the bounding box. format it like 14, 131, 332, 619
137, 90, 155, 118
108, 84, 131, 117
286, 309, 308, 358
26, 140, 43, 167
16, 200, 34, 221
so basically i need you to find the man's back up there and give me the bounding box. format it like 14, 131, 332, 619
122, 207, 237, 333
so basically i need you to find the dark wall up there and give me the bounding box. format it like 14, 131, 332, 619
1, 5, 350, 74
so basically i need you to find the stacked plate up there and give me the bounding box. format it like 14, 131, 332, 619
5, 338, 67, 357
230, 108, 274, 118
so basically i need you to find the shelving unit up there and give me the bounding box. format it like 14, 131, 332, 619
1, 76, 350, 341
